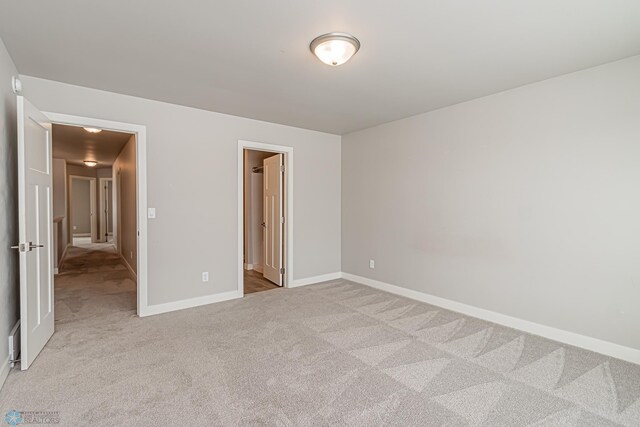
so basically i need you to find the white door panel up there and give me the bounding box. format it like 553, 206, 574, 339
263, 154, 283, 286
17, 96, 54, 370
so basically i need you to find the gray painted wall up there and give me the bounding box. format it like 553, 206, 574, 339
342, 55, 640, 351
20, 75, 342, 306
0, 38, 18, 383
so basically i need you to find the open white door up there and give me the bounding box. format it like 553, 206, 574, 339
262, 154, 283, 286
15, 96, 54, 370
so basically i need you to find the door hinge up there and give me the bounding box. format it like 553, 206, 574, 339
280, 165, 285, 172
280, 267, 285, 274
280, 217, 285, 224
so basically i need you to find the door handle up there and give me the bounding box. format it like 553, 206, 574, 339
261, 222, 266, 228
10, 242, 43, 252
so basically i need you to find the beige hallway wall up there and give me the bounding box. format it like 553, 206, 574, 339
113, 135, 137, 274
52, 158, 68, 264
70, 178, 91, 235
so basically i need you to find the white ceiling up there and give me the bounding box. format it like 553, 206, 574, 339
52, 124, 132, 167
2, 1, 640, 134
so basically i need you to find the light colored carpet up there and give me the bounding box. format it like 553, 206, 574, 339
55, 243, 136, 324
1, 247, 639, 425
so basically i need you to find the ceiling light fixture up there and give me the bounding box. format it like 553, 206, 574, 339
83, 161, 98, 167
310, 32, 360, 66
83, 127, 102, 133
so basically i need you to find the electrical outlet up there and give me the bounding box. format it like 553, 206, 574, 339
73, 225, 77, 230
369, 259, 375, 269
202, 272, 209, 282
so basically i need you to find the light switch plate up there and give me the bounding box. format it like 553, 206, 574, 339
148, 208, 156, 219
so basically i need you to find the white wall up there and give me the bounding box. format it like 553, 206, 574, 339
0, 38, 18, 387
342, 55, 640, 351
20, 76, 342, 306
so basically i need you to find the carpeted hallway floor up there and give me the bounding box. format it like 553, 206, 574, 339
55, 243, 137, 324
1, 248, 639, 425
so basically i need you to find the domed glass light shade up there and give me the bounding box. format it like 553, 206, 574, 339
310, 33, 360, 66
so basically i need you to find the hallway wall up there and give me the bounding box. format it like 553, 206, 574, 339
52, 158, 68, 265
70, 178, 91, 235
113, 135, 136, 275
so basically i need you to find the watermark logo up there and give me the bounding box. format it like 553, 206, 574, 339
4, 410, 59, 425
4, 411, 23, 426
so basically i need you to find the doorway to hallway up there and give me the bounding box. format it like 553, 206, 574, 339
14, 97, 149, 370
52, 123, 138, 323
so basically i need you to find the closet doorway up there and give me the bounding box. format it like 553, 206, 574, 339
238, 140, 293, 295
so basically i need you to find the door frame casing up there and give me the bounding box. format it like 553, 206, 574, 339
98, 177, 113, 243
68, 175, 98, 243
238, 140, 293, 295
44, 112, 148, 316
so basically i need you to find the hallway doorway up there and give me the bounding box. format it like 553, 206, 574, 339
15, 98, 150, 370
51, 122, 138, 324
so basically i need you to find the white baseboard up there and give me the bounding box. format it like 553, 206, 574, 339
139, 271, 337, 317
119, 254, 138, 282
141, 290, 242, 317
54, 267, 59, 275
244, 263, 254, 270
0, 356, 9, 392
341, 272, 640, 365
290, 272, 343, 288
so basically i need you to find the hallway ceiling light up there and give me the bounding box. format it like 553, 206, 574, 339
83, 160, 98, 167
83, 127, 102, 133
310, 33, 360, 66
